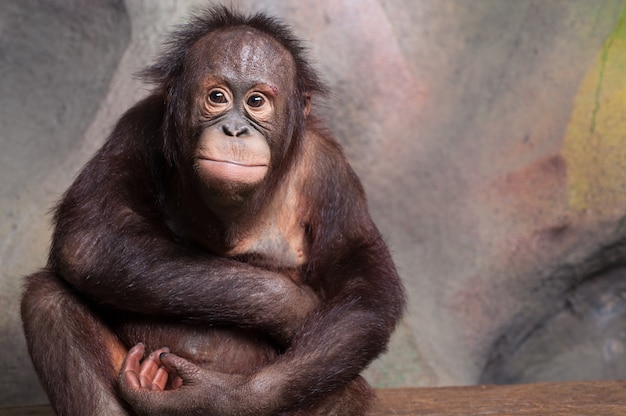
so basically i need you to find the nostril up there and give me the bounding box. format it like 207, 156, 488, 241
221, 124, 249, 137
235, 126, 249, 137
222, 124, 234, 137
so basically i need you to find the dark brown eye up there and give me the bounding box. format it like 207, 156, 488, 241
246, 94, 265, 108
209, 90, 228, 104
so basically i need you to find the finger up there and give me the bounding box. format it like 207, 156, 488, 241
151, 347, 172, 391
151, 347, 171, 366
138, 351, 160, 388
121, 343, 145, 390
125, 343, 146, 369
138, 347, 171, 389
152, 366, 170, 391
159, 352, 200, 384
169, 374, 184, 389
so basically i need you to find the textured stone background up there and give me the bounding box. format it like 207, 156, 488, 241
2, 0, 626, 407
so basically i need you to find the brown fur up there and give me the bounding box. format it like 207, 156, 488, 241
21, 6, 404, 415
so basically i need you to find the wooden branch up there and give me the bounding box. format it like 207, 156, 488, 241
370, 380, 626, 415
1, 380, 625, 415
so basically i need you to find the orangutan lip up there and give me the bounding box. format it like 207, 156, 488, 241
198, 157, 267, 168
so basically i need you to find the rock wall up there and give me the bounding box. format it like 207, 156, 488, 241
2, 0, 626, 406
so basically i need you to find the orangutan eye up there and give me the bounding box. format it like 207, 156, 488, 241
208, 90, 228, 104
246, 94, 265, 108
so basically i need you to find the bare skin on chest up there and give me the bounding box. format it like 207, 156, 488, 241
224, 178, 309, 274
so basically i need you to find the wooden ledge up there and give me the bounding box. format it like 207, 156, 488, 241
2, 380, 625, 415
371, 380, 626, 415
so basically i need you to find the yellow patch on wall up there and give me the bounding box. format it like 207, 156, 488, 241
562, 7, 626, 215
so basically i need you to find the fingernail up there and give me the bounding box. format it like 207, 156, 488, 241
159, 352, 169, 360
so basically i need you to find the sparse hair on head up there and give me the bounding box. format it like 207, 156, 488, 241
141, 5, 327, 97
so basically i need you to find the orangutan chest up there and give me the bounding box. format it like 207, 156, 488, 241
225, 216, 309, 269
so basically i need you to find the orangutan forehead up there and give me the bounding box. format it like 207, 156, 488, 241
188, 27, 297, 88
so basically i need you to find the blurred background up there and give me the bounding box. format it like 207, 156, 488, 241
2, 0, 626, 407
